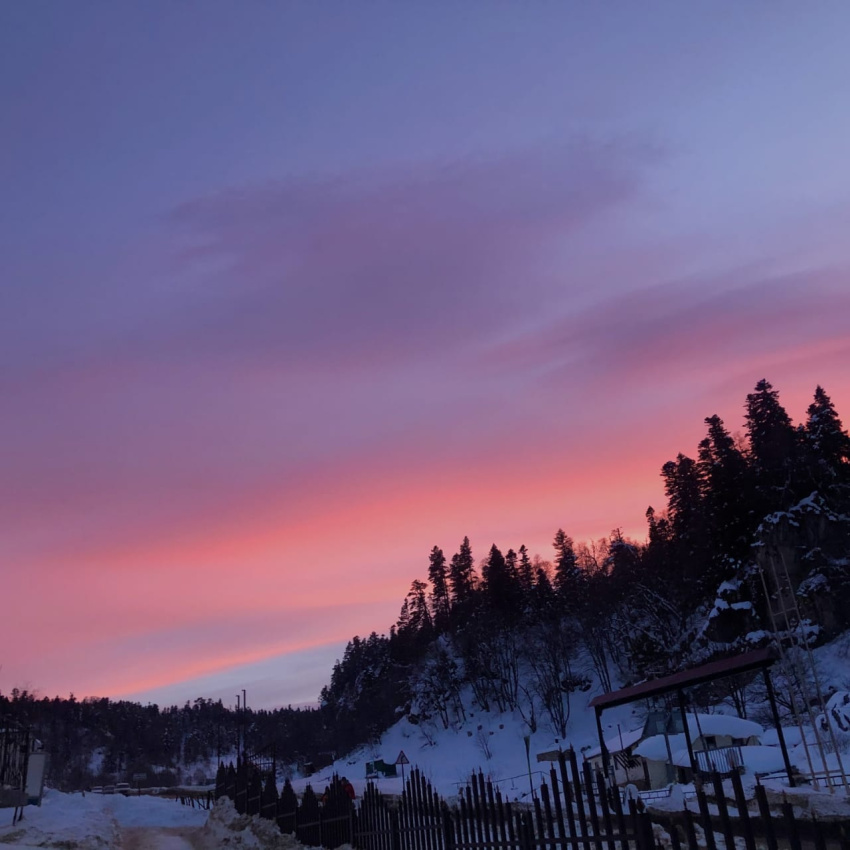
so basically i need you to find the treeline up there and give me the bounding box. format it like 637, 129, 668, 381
0, 691, 330, 789
319, 380, 850, 750
3, 380, 849, 785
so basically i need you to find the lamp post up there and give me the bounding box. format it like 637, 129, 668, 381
523, 735, 534, 800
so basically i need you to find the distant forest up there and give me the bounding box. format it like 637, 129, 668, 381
3, 379, 849, 789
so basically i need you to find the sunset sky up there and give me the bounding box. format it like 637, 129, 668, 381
2, 3, 850, 710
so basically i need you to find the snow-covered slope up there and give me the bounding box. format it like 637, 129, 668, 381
295, 688, 640, 801
297, 630, 850, 802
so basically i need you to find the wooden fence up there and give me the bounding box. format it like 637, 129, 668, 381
214, 750, 844, 850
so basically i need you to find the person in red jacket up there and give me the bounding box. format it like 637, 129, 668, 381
341, 777, 356, 800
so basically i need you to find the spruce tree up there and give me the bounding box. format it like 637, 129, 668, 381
552, 529, 580, 599
517, 545, 534, 594
427, 546, 451, 628
405, 580, 433, 636
804, 385, 850, 495
745, 379, 799, 508
448, 536, 475, 605
642, 506, 673, 587
531, 565, 557, 618
481, 543, 520, 616
660, 455, 710, 599
505, 548, 519, 585
395, 599, 411, 633
661, 455, 706, 544
697, 414, 756, 564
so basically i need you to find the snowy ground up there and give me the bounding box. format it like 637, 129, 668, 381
0, 789, 207, 849
0, 793, 327, 850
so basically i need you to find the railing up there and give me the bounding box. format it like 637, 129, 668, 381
636, 786, 697, 804
176, 790, 215, 810
217, 753, 658, 850
215, 752, 836, 850
801, 768, 848, 788
695, 746, 742, 775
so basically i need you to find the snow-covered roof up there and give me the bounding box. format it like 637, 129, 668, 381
585, 726, 644, 760
685, 714, 762, 739
634, 714, 762, 761
635, 734, 685, 762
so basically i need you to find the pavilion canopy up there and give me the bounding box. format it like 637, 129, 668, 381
589, 647, 779, 711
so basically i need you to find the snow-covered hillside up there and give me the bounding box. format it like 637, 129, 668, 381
296, 630, 850, 802
298, 687, 642, 801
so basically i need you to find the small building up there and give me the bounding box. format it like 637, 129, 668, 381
585, 712, 764, 790
585, 726, 648, 787
634, 713, 762, 789
365, 759, 397, 778
587, 647, 795, 789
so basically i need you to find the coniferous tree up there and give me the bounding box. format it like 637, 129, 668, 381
481, 543, 521, 617
517, 545, 534, 595
395, 599, 411, 634
745, 379, 799, 508
697, 414, 756, 566
427, 546, 451, 628
804, 385, 850, 496
505, 548, 519, 587
552, 529, 581, 602
604, 529, 642, 589
642, 506, 673, 588
405, 579, 433, 638
531, 565, 557, 618
645, 506, 671, 549
660, 454, 710, 598
448, 536, 475, 607
661, 455, 705, 543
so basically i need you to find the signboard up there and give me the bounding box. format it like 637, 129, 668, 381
395, 750, 409, 765
133, 773, 147, 781
25, 753, 48, 806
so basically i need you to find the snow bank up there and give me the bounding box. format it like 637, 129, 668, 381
762, 784, 850, 819
199, 798, 331, 850
0, 789, 209, 849
0, 789, 119, 849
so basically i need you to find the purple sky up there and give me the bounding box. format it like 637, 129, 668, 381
2, 3, 850, 709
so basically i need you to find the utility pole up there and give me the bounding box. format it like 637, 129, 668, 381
235, 696, 241, 759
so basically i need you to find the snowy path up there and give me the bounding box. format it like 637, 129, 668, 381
121, 825, 203, 850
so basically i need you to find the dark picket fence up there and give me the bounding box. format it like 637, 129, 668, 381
174, 790, 215, 810
214, 750, 843, 850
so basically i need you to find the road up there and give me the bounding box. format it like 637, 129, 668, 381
120, 826, 204, 850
